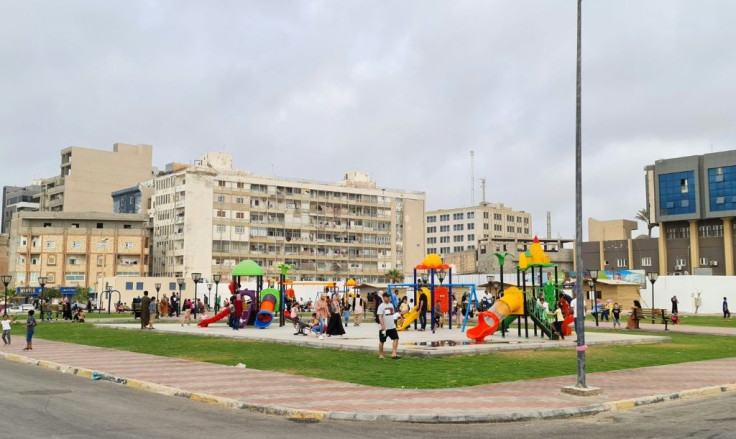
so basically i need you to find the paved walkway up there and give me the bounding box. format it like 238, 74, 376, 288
584, 319, 736, 336
2, 326, 735, 422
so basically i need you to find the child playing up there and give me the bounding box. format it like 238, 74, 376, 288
24, 310, 37, 351
309, 313, 324, 336
2, 314, 12, 345
612, 303, 621, 330
433, 300, 444, 329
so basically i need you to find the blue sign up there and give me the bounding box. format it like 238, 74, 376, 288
16, 286, 79, 296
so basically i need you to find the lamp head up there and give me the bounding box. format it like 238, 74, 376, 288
213, 273, 221, 284
437, 269, 447, 284
207, 283, 213, 291
154, 283, 161, 291
647, 272, 659, 284
38, 276, 47, 287
1, 275, 11, 287
191, 272, 202, 283
176, 277, 185, 287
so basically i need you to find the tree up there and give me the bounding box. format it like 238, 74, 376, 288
384, 269, 403, 284
635, 208, 658, 237
74, 287, 91, 305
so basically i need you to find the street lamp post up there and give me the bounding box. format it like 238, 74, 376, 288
647, 272, 659, 324
2, 275, 12, 316
192, 272, 201, 319
588, 269, 599, 327
213, 274, 221, 313
207, 283, 212, 312
154, 283, 161, 319
38, 276, 47, 321
176, 277, 185, 317
486, 275, 495, 298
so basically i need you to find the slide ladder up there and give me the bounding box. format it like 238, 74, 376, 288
524, 298, 557, 339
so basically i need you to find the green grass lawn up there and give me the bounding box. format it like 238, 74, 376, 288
585, 313, 736, 328
10, 323, 736, 389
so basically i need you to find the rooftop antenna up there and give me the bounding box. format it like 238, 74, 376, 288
470, 150, 475, 206
547, 211, 552, 239
480, 178, 487, 203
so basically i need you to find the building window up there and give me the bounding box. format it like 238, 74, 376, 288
169, 282, 177, 290
467, 212, 474, 219
641, 256, 652, 267
216, 225, 226, 233
236, 197, 244, 204
427, 216, 436, 223
467, 234, 475, 241
218, 181, 226, 187
440, 214, 450, 221
123, 224, 132, 229
136, 282, 144, 290
97, 256, 104, 266
675, 257, 687, 267
453, 246, 464, 252
216, 210, 226, 217
427, 226, 436, 233
48, 256, 56, 265
217, 195, 225, 202
31, 257, 38, 265
453, 213, 464, 220
71, 223, 79, 228
439, 225, 449, 232
616, 258, 627, 268
453, 224, 464, 231
126, 282, 134, 290
43, 222, 51, 227
467, 223, 474, 230
45, 241, 55, 248
659, 171, 696, 215
453, 235, 464, 242
65, 272, 85, 282
699, 257, 709, 266
236, 212, 245, 219
235, 226, 245, 234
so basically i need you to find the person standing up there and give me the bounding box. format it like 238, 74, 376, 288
341, 296, 351, 327
326, 293, 346, 337
724, 297, 731, 319
315, 295, 330, 340
232, 294, 243, 330
417, 292, 427, 331
24, 310, 37, 351
147, 297, 157, 329
671, 295, 679, 314
352, 293, 364, 326
612, 302, 622, 330
139, 291, 151, 330
181, 299, 192, 326
377, 292, 399, 360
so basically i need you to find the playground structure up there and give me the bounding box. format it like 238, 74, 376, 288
464, 236, 573, 343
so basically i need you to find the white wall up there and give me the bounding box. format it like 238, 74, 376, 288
640, 275, 732, 314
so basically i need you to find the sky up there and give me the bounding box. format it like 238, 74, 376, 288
2, 0, 735, 240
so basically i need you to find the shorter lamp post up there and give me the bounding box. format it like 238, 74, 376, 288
207, 283, 212, 311
213, 274, 221, 313
177, 277, 185, 316
154, 283, 161, 319
588, 269, 599, 327
647, 272, 659, 324
192, 272, 201, 319
2, 275, 12, 316
486, 275, 495, 298
38, 276, 48, 320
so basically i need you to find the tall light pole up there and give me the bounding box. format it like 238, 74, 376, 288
213, 274, 221, 313
647, 272, 658, 324
564, 0, 601, 395
192, 272, 201, 319
207, 283, 212, 311
2, 275, 12, 316
38, 276, 47, 321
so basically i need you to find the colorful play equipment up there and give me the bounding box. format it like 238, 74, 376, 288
466, 286, 524, 343
396, 287, 431, 331
463, 235, 572, 342
255, 287, 280, 328
198, 308, 230, 327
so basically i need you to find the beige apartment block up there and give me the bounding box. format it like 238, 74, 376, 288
151, 152, 425, 283
8, 212, 149, 290
425, 202, 533, 258
36, 143, 153, 213
0, 234, 9, 277
588, 218, 638, 242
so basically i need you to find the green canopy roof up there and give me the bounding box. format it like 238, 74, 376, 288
232, 260, 264, 277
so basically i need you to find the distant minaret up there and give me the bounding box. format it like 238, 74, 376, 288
480, 178, 487, 203
470, 150, 475, 206
547, 211, 552, 239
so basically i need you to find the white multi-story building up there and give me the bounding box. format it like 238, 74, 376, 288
151, 153, 425, 283
425, 202, 532, 257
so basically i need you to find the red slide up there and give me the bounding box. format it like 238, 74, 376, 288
198, 308, 230, 327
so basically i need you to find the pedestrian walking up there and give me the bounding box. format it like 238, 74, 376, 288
724, 297, 731, 319
326, 293, 345, 337
181, 299, 192, 326
147, 297, 157, 329
352, 293, 364, 326
2, 314, 12, 345
612, 302, 622, 330
140, 291, 151, 330
377, 292, 399, 360
315, 294, 329, 340
341, 297, 351, 327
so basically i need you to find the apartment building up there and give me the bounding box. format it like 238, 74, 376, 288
35, 143, 153, 213
425, 202, 532, 257
151, 153, 425, 283
8, 212, 149, 290
2, 184, 41, 233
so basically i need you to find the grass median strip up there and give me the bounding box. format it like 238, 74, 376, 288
12, 324, 736, 389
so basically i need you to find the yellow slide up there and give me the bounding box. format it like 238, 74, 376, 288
466, 287, 524, 343
397, 287, 431, 331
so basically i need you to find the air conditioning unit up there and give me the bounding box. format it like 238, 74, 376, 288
710, 261, 718, 266
675, 265, 684, 271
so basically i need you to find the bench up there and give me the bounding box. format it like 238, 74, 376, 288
632, 308, 669, 330
132, 303, 142, 319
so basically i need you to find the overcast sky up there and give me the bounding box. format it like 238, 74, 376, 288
2, 0, 735, 240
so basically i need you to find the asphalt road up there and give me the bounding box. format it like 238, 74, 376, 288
1, 360, 734, 439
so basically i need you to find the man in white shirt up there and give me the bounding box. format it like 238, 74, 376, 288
377, 292, 400, 360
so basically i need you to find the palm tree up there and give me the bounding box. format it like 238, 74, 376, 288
635, 208, 658, 237
384, 269, 404, 284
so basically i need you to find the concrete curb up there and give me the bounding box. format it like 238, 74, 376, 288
2, 350, 734, 424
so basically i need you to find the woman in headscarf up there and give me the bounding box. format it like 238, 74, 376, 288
326, 293, 346, 337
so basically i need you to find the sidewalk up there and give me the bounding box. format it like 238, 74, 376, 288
2, 337, 735, 423
584, 319, 736, 336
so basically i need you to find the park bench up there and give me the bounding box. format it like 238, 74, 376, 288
632, 308, 669, 330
